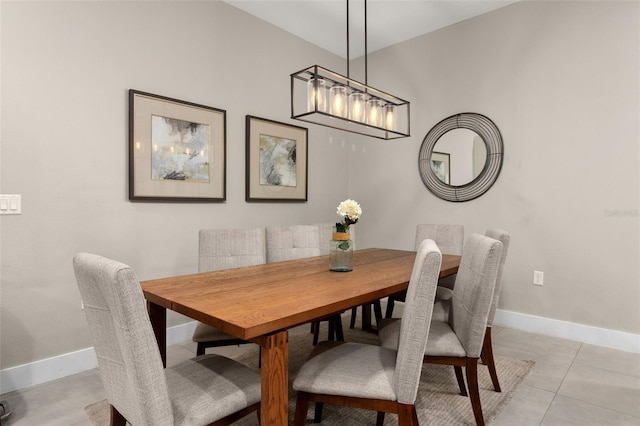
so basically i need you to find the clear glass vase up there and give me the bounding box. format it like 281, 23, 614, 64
329, 227, 353, 272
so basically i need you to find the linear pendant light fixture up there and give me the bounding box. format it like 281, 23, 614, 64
290, 0, 410, 140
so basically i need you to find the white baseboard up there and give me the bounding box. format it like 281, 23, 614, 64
0, 321, 197, 395
3, 312, 639, 395
493, 309, 640, 354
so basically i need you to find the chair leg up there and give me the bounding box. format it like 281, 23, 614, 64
397, 403, 416, 426
466, 358, 485, 426
411, 405, 419, 425
328, 318, 335, 341
481, 327, 501, 392
385, 297, 395, 319
350, 306, 358, 329
376, 411, 386, 426
196, 342, 205, 356
373, 300, 383, 326
109, 404, 126, 426
313, 402, 324, 423
294, 391, 311, 426
312, 323, 320, 346
334, 315, 344, 341
454, 366, 468, 396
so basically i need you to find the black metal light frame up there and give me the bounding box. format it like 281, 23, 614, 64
290, 1, 410, 140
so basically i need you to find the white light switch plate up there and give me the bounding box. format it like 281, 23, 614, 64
0, 195, 21, 215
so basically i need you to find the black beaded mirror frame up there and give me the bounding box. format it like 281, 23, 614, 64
418, 112, 503, 202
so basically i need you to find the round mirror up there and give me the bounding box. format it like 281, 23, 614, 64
418, 113, 503, 202
431, 128, 487, 186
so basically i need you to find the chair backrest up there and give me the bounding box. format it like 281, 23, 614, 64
199, 228, 266, 272
485, 229, 510, 326
265, 225, 321, 262
73, 253, 172, 425
414, 224, 464, 255
315, 222, 356, 255
394, 239, 442, 404
449, 234, 503, 358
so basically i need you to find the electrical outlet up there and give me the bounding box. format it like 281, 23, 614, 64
533, 270, 544, 286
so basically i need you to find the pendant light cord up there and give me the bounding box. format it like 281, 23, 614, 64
346, 0, 350, 79
346, 0, 368, 85
364, 0, 368, 86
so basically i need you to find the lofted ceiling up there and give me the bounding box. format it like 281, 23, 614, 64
223, 0, 518, 59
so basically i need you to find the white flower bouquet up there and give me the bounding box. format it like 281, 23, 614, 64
335, 199, 362, 233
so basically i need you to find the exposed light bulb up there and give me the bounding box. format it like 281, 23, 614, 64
307, 77, 326, 112
385, 104, 396, 130
367, 98, 383, 127
330, 85, 347, 117
349, 92, 365, 123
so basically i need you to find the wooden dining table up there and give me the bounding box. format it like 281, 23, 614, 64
140, 248, 460, 425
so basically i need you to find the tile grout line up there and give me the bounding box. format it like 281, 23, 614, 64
554, 343, 640, 421
537, 341, 583, 425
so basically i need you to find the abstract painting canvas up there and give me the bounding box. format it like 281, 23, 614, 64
151, 115, 210, 182
259, 134, 297, 187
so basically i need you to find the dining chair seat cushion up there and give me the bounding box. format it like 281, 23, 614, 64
379, 318, 466, 357
423, 320, 466, 357
167, 354, 261, 426
431, 299, 450, 322
191, 323, 239, 342
436, 287, 454, 301
376, 317, 399, 347
293, 342, 397, 401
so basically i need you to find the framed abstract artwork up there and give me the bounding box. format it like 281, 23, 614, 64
129, 90, 226, 201
245, 115, 308, 202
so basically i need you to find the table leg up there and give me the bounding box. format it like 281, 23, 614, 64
260, 330, 289, 425
147, 301, 167, 367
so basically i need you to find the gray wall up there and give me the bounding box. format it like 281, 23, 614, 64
1, 0, 638, 371
0, 0, 351, 368
350, 1, 639, 333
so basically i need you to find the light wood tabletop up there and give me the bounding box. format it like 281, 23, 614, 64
141, 248, 460, 426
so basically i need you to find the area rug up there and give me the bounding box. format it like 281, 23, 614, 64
86, 322, 534, 425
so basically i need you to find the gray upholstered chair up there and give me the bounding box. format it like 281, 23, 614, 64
266, 224, 321, 263
481, 229, 510, 392
292, 239, 442, 425
378, 234, 503, 426
73, 253, 261, 426
433, 229, 510, 392
385, 224, 464, 318
266, 225, 344, 345
192, 228, 266, 356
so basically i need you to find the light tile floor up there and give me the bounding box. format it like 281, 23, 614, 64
1, 324, 639, 425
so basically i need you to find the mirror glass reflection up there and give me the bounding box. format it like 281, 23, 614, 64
431, 128, 487, 186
